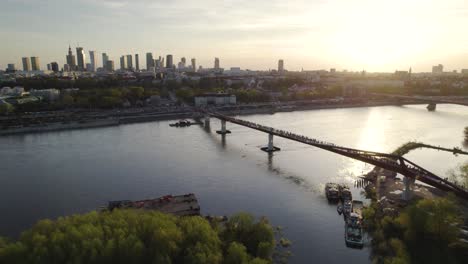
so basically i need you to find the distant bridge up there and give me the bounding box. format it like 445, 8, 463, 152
200, 110, 468, 201
372, 93, 468, 108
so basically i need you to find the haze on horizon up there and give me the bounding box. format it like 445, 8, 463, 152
1, 0, 468, 72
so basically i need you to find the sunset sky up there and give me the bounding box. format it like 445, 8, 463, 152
1, 0, 468, 72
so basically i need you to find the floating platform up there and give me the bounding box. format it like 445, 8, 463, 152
260, 146, 281, 152
216, 130, 231, 135
105, 194, 200, 216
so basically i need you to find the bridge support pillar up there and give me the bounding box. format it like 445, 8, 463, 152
216, 119, 231, 135
261, 133, 281, 152
402, 176, 415, 201
204, 115, 210, 126
427, 103, 436, 111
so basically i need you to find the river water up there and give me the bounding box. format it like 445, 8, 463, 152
1, 104, 467, 263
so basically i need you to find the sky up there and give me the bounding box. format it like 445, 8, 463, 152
1, 0, 468, 72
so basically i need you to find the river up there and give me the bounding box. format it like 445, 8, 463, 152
1, 104, 467, 263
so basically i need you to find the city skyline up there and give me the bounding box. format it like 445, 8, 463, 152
1, 0, 468, 72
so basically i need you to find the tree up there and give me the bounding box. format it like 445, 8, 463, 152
0, 210, 277, 264
0, 103, 14, 115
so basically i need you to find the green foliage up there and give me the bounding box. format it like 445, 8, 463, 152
0, 103, 14, 115
366, 196, 465, 264
0, 210, 277, 264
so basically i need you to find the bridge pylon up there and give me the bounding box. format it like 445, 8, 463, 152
402, 176, 415, 201
261, 133, 281, 153
216, 119, 231, 135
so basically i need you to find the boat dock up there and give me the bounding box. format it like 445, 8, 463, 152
106, 193, 201, 216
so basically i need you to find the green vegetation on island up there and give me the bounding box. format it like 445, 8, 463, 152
0, 210, 278, 264
363, 195, 468, 264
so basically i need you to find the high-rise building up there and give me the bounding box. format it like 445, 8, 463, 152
126, 54, 133, 69
76, 47, 85, 71
22, 57, 31, 71
89, 51, 96, 72
120, 56, 127, 70
64, 64, 70, 72
66, 46, 76, 71
278, 59, 284, 73
51, 62, 59, 72
146, 52, 154, 70
166, 55, 173, 69
7, 64, 16, 71
214, 58, 220, 69
135, 54, 140, 71
191, 58, 196, 72
47, 64, 52, 71
102, 53, 109, 68
432, 64, 443, 74
31, 57, 40, 71
181, 57, 186, 65
106, 60, 115, 71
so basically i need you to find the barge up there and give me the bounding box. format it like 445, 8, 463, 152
104, 193, 200, 216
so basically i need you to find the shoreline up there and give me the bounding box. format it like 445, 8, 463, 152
0, 101, 425, 136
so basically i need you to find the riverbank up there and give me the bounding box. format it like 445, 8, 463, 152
0, 100, 425, 136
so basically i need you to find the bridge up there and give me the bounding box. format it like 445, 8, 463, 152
200, 110, 468, 201
372, 93, 468, 110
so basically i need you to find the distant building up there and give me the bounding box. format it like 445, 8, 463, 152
194, 93, 236, 107
64, 64, 71, 72
278, 59, 284, 73
135, 54, 140, 71
30, 89, 60, 101
126, 54, 133, 70
66, 46, 77, 71
47, 64, 51, 71
106, 60, 115, 71
76, 47, 85, 71
330, 68, 336, 73
432, 64, 443, 74
102, 53, 109, 68
462, 69, 468, 75
120, 56, 127, 70
166, 54, 173, 69
22, 57, 31, 71
7, 64, 16, 71
214, 57, 220, 70
86, 63, 92, 72
181, 57, 186, 65
191, 58, 196, 72
31, 57, 40, 71
89, 50, 96, 72
50, 62, 59, 72
146, 52, 154, 70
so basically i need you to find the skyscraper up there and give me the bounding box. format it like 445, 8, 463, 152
89, 51, 96, 72
166, 55, 173, 69
31, 57, 40, 71
22, 57, 31, 71
7, 64, 16, 71
126, 54, 133, 70
191, 58, 196, 72
51, 62, 59, 72
106, 60, 115, 71
66, 46, 76, 71
76, 47, 85, 71
120, 56, 127, 70
278, 59, 284, 73
181, 57, 186, 65
214, 58, 220, 69
102, 53, 109, 68
135, 54, 140, 71
146, 52, 154, 70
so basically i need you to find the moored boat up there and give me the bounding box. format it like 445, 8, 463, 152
345, 213, 364, 248
325, 183, 340, 201
339, 184, 352, 201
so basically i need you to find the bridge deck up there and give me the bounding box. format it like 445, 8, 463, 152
205, 111, 468, 201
